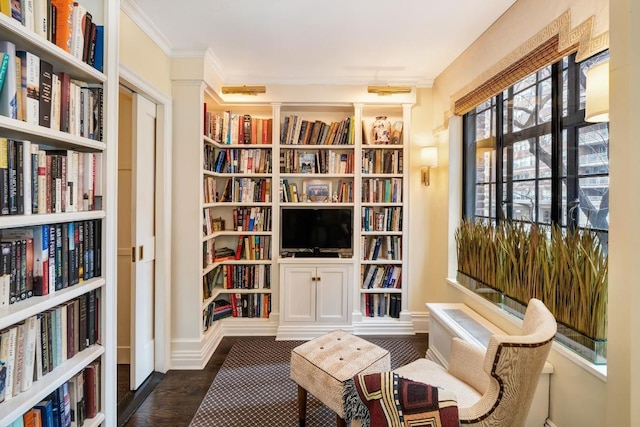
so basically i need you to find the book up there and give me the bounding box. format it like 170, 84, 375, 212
92, 25, 103, 72
0, 138, 9, 215
33, 0, 49, 39
69, 2, 88, 60
9, 0, 21, 22
0, 53, 9, 95
0, 0, 10, 16
16, 51, 40, 125
39, 59, 53, 128
0, 326, 17, 401
35, 400, 54, 427
0, 41, 17, 119
51, 0, 73, 52
83, 360, 99, 419
20, 316, 37, 393
22, 0, 34, 30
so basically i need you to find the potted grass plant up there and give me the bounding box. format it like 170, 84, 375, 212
455, 219, 608, 363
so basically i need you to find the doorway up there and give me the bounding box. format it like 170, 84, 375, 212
115, 67, 173, 425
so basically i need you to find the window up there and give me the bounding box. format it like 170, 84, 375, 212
463, 51, 609, 240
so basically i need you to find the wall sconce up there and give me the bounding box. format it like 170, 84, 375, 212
367, 85, 412, 96
221, 85, 266, 95
585, 60, 609, 123
420, 146, 438, 186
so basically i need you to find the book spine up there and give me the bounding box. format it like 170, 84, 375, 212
0, 41, 17, 119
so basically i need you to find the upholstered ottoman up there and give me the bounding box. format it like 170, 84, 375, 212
290, 330, 391, 426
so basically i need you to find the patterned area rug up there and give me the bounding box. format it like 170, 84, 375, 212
189, 337, 422, 427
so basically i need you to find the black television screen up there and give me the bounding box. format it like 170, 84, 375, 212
281, 208, 353, 253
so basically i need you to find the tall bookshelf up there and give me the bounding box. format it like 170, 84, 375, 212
0, 0, 117, 425
170, 75, 278, 369
202, 106, 275, 328
355, 104, 412, 332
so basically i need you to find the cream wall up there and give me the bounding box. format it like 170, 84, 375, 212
408, 88, 458, 322
429, 0, 612, 425
119, 11, 172, 98
608, 0, 639, 425
117, 10, 173, 362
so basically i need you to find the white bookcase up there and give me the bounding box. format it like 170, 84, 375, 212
171, 70, 415, 366
0, 0, 117, 425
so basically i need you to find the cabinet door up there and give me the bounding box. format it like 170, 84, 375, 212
316, 266, 349, 323
281, 266, 316, 322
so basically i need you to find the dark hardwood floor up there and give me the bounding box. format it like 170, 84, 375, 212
121, 334, 429, 427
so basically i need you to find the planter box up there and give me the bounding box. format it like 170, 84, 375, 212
456, 271, 607, 365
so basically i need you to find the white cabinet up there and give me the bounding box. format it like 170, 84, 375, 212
278, 262, 352, 338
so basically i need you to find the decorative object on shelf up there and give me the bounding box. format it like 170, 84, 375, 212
454, 219, 608, 364
220, 85, 266, 95
372, 116, 392, 144
420, 146, 438, 186
298, 152, 316, 173
585, 60, 609, 123
390, 121, 403, 145
303, 179, 332, 202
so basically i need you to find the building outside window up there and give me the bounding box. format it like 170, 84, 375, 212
463, 51, 609, 244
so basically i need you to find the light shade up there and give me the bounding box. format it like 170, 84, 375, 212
421, 147, 438, 167
585, 61, 609, 123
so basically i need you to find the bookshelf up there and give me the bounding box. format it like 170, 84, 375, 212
171, 73, 415, 365
171, 77, 277, 369
0, 0, 116, 425
355, 105, 412, 332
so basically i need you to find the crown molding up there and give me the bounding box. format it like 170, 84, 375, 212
121, 0, 173, 56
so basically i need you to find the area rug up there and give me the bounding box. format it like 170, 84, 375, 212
189, 337, 422, 427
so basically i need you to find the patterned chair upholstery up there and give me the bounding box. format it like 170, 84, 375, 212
394, 298, 556, 427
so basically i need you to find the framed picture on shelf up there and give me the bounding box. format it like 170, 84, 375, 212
299, 152, 316, 173
303, 179, 332, 202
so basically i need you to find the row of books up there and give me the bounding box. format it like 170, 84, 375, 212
203, 264, 271, 298
231, 206, 271, 232
202, 238, 215, 269
206, 147, 272, 174
229, 292, 270, 319
0, 220, 102, 306
280, 115, 355, 146
361, 265, 402, 289
362, 149, 403, 175
361, 206, 402, 232
0, 290, 100, 404
279, 150, 354, 174
204, 110, 273, 145
202, 299, 232, 331
0, 0, 104, 71
364, 293, 401, 318
0, 140, 102, 216
361, 178, 403, 203
361, 235, 402, 261
234, 235, 272, 261
217, 177, 271, 203
0, 41, 104, 140
10, 361, 100, 427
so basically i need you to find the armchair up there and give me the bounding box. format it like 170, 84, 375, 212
394, 298, 556, 426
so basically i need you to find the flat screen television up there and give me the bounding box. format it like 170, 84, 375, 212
280, 208, 353, 256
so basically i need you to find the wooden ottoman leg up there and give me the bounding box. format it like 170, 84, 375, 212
298, 385, 308, 427
337, 414, 347, 427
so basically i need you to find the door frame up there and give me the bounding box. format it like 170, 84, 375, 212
119, 64, 172, 373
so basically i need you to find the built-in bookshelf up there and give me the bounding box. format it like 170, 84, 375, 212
201, 106, 274, 331
357, 106, 410, 326
0, 0, 115, 425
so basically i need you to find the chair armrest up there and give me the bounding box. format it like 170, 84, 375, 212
447, 338, 489, 394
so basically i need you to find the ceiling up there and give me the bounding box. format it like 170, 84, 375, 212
128, 0, 517, 86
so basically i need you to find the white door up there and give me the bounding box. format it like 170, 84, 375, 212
130, 93, 157, 390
